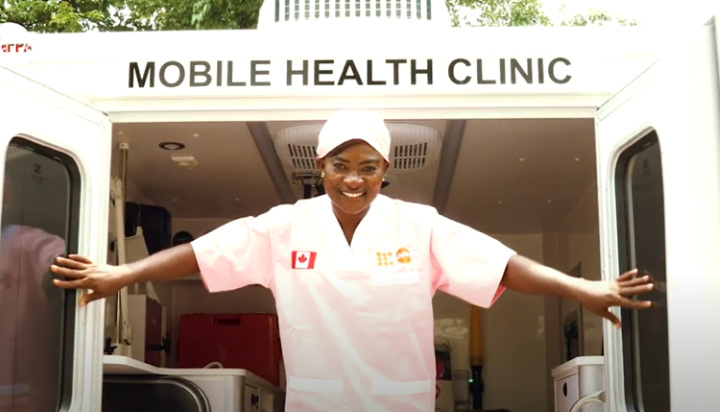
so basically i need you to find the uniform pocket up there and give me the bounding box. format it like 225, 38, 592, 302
285, 377, 349, 410
371, 379, 432, 395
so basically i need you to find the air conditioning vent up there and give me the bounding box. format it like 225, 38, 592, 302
287, 143, 318, 171
257, 0, 450, 28
394, 142, 429, 170
272, 123, 442, 174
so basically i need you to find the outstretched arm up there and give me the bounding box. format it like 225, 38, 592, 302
51, 208, 285, 306
125, 243, 199, 283
51, 243, 198, 306
500, 254, 654, 327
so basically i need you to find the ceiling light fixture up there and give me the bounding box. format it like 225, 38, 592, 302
171, 155, 198, 168
159, 142, 185, 151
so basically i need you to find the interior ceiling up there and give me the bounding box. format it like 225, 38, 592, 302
113, 117, 596, 234
444, 119, 596, 233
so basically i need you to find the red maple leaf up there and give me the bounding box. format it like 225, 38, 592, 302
298, 254, 307, 263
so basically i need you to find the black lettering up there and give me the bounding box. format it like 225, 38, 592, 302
448, 59, 470, 85
315, 60, 335, 85
367, 60, 386, 85
227, 61, 246, 86
476, 59, 496, 84
129, 62, 155, 88
510, 58, 532, 84
190, 61, 211, 87
287, 60, 309, 86
548, 58, 571, 84
411, 59, 432, 85
537, 58, 544, 84
386, 59, 406, 85
159, 61, 184, 87
338, 60, 363, 85
216, 61, 223, 86
499, 59, 506, 84
251, 60, 271, 86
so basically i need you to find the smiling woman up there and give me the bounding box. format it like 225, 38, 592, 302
50, 109, 654, 412
319, 142, 388, 243
317, 112, 390, 243
313, 111, 392, 243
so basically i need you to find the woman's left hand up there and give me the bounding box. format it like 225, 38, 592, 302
577, 269, 655, 328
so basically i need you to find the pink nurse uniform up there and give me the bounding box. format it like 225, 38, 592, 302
191, 194, 515, 411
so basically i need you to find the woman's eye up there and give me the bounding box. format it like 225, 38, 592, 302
333, 163, 345, 169
363, 167, 377, 172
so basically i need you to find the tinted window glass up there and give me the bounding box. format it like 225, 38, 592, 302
615, 131, 670, 412
0, 138, 79, 411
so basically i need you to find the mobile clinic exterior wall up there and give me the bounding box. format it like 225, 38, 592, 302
1, 20, 670, 411
2, 24, 669, 123
0, 17, 673, 412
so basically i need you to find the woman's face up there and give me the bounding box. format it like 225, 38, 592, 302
317, 141, 388, 219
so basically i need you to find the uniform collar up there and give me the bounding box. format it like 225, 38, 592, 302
316, 194, 389, 262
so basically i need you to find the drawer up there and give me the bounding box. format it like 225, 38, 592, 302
556, 374, 579, 412
243, 383, 260, 411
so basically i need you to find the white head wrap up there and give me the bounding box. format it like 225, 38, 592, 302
316, 110, 391, 161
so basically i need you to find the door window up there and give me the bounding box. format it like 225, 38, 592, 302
614, 130, 670, 412
0, 137, 81, 411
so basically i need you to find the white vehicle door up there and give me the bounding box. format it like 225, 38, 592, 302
0, 66, 111, 412
593, 17, 720, 412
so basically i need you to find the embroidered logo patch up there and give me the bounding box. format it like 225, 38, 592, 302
396, 247, 411, 264
291, 251, 317, 269
376, 248, 412, 267
376, 251, 395, 267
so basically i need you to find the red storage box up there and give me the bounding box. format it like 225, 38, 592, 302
177, 313, 282, 386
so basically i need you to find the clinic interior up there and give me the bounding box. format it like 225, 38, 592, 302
110, 116, 599, 412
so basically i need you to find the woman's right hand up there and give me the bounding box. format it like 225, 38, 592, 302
50, 255, 132, 306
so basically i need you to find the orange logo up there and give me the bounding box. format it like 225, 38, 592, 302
396, 248, 411, 264
376, 248, 411, 266
376, 252, 395, 267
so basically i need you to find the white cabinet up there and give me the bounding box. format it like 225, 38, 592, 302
182, 373, 282, 412
555, 374, 580, 412
551, 356, 603, 412
103, 355, 285, 412
127, 294, 167, 367
243, 383, 260, 411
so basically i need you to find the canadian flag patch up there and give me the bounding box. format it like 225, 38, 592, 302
291, 251, 317, 270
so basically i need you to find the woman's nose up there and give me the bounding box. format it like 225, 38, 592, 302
344, 173, 362, 186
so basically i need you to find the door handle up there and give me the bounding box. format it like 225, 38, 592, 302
569, 390, 605, 412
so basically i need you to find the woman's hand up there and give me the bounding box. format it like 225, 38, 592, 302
576, 269, 655, 328
50, 255, 132, 306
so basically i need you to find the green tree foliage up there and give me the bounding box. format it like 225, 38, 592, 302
447, 0, 550, 27
0, 0, 120, 32
0, 0, 635, 32
446, 0, 636, 27
559, 9, 638, 27
118, 0, 264, 30
0, 0, 262, 32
